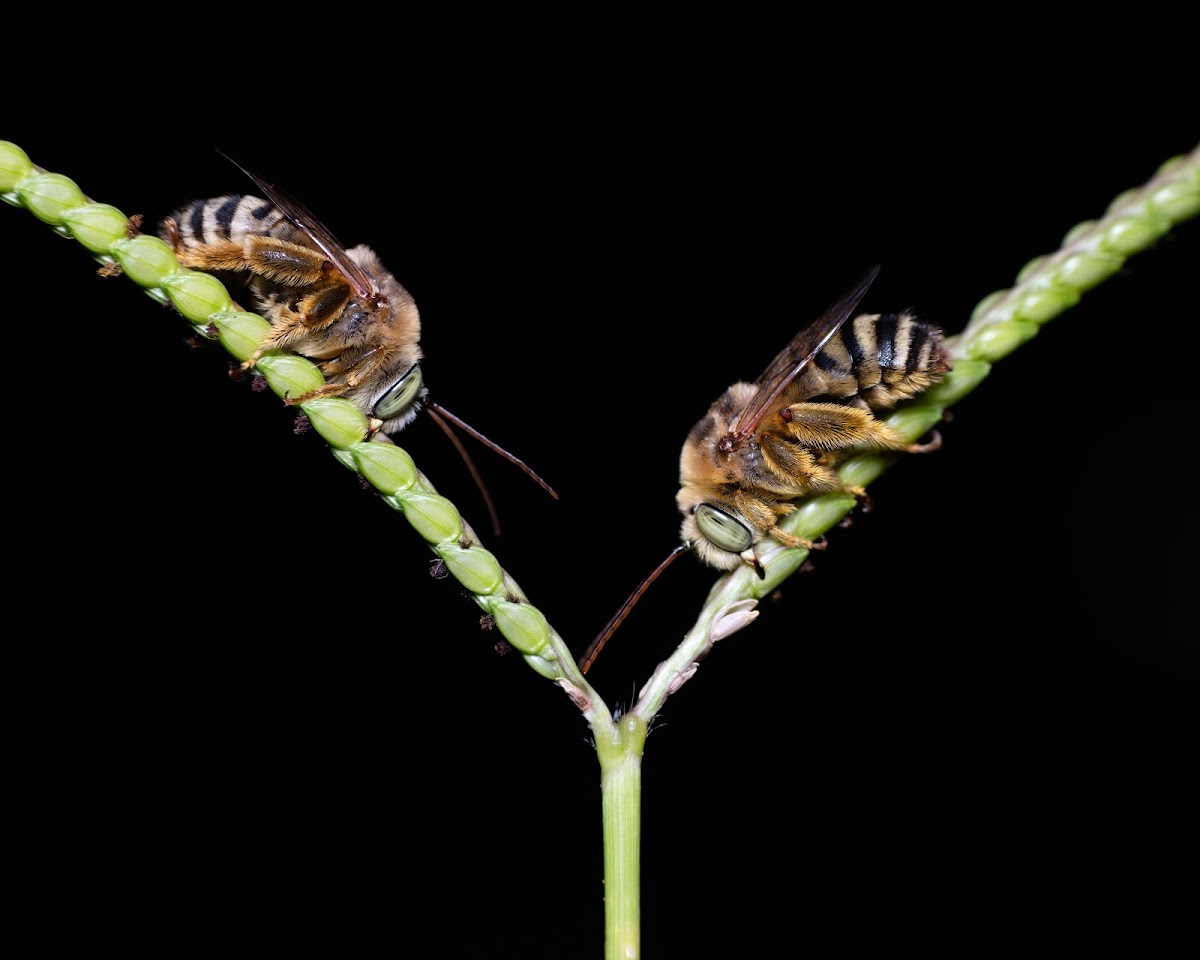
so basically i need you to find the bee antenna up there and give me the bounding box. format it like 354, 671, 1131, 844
426, 402, 559, 502
580, 543, 691, 674
424, 404, 503, 536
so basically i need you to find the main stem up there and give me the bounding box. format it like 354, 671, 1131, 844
596, 712, 648, 959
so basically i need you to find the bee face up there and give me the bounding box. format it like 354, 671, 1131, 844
676, 266, 951, 573
676, 383, 762, 570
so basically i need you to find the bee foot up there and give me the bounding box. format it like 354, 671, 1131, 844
907, 430, 942, 454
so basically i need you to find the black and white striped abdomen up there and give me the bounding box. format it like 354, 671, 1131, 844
165, 194, 301, 250
801, 310, 949, 411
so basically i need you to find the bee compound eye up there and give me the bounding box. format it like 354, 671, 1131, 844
373, 364, 424, 421
694, 504, 753, 553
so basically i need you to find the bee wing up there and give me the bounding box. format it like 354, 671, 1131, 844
219, 152, 379, 304
730, 264, 881, 442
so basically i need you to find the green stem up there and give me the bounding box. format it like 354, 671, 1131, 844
596, 713, 647, 960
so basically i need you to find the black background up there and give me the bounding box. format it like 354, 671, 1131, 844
6, 99, 1196, 957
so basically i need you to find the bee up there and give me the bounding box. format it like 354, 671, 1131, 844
581, 265, 950, 672
159, 158, 555, 529
677, 263, 950, 571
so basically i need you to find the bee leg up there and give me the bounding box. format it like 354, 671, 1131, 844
162, 216, 180, 252
905, 429, 942, 454
283, 345, 393, 410
781, 402, 899, 450
239, 308, 321, 372
170, 239, 254, 274
843, 485, 874, 513
766, 526, 827, 552
281, 382, 349, 406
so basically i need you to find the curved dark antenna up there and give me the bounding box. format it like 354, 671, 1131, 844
425, 405, 502, 536
580, 543, 691, 674
427, 402, 558, 501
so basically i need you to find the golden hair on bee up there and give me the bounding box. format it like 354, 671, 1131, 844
580, 265, 950, 673
159, 155, 555, 532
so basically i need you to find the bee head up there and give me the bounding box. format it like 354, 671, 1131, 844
678, 501, 757, 573
372, 362, 426, 428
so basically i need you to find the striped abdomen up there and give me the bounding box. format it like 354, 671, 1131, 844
164, 194, 304, 249
792, 310, 950, 412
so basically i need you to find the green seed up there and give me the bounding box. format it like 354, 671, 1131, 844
109, 235, 181, 287
299, 397, 369, 449
1100, 215, 1169, 255
352, 441, 419, 494
1015, 255, 1048, 283
1150, 180, 1200, 221
1062, 219, 1098, 245
210, 311, 271, 362
887, 404, 945, 443
922, 360, 990, 407
490, 599, 550, 655
834, 452, 890, 491
62, 203, 131, 254
397, 491, 463, 543
159, 272, 234, 323
1015, 283, 1079, 323
16, 173, 88, 225
521, 655, 559, 681
793, 492, 858, 541
967, 319, 1039, 362
967, 291, 1018, 328
755, 546, 813, 590
0, 141, 34, 191
437, 542, 504, 595
1053, 250, 1124, 291
1107, 188, 1141, 213
253, 352, 326, 400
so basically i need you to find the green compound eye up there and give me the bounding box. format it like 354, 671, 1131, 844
694, 504, 753, 553
373, 363, 423, 421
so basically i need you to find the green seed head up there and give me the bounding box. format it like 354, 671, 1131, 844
1101, 215, 1169, 255
160, 272, 235, 324
1150, 180, 1200, 221
298, 397, 369, 449
966, 319, 1040, 362
437, 543, 505, 595
253, 352, 326, 400
352, 441, 419, 494
16, 173, 88, 225
110, 235, 181, 288
396, 491, 464, 544
1053, 250, 1123, 291
1015, 283, 1080, 324
0, 141, 34, 192
210, 311, 272, 362
491, 599, 551, 655
62, 203, 132, 255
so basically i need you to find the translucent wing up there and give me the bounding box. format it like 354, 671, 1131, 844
729, 264, 880, 443
219, 152, 379, 304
